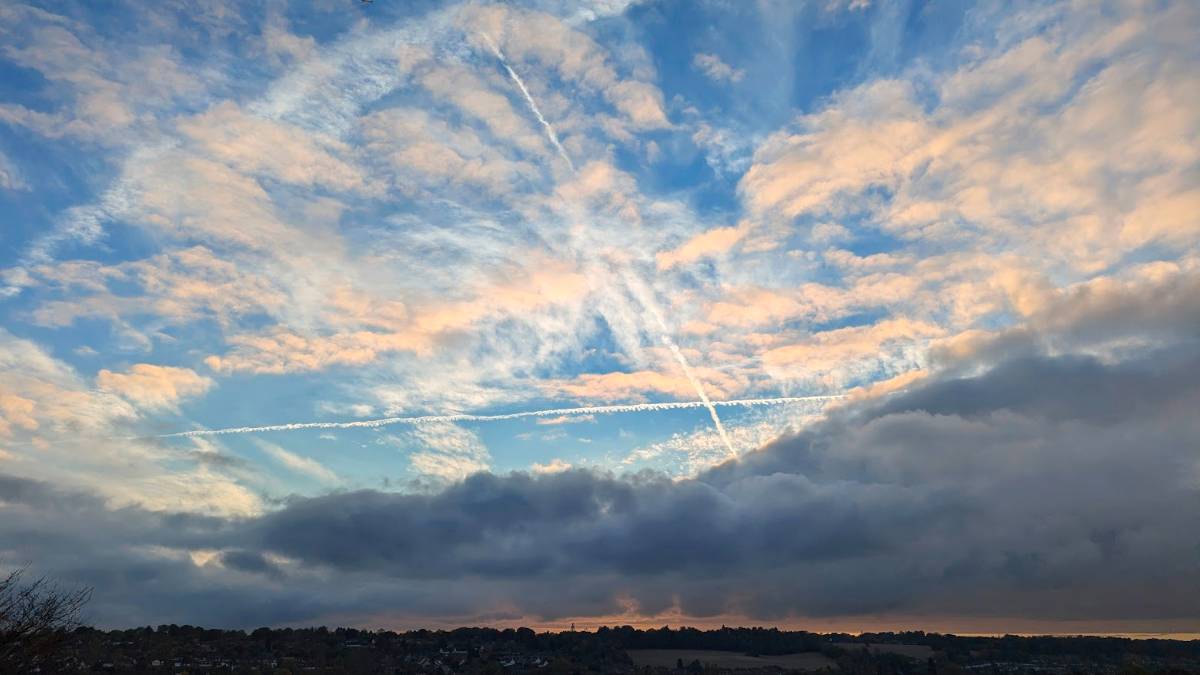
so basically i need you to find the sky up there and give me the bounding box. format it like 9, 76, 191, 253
0, 0, 1198, 633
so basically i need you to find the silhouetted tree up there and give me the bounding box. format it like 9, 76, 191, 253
0, 564, 92, 667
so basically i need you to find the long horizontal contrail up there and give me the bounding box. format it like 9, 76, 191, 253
152, 396, 844, 440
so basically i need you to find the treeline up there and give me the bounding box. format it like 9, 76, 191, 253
79, 624, 1200, 658
841, 631, 1200, 659
99, 624, 826, 654
586, 626, 827, 655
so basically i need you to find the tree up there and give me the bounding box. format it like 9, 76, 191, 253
0, 564, 92, 667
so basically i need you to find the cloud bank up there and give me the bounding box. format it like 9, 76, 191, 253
2, 314, 1197, 628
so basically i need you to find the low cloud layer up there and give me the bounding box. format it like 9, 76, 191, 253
2, 327, 1197, 629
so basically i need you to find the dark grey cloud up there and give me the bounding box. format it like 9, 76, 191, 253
2, 336, 1199, 628
930, 269, 1200, 372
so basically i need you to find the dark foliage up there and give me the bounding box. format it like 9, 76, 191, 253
30, 624, 1200, 674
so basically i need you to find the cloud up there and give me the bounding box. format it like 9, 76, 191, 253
96, 364, 214, 411
623, 404, 822, 475
762, 318, 942, 388
531, 458, 572, 474
227, 339, 1200, 622
403, 423, 492, 483
0, 331, 256, 516
0, 4, 207, 145
0, 393, 39, 438
2, 324, 1199, 627
692, 53, 744, 84
738, 1, 1200, 269
421, 63, 547, 157
0, 329, 136, 438
204, 259, 589, 374
0, 150, 27, 190
204, 329, 430, 375
257, 441, 339, 485
460, 5, 670, 132
544, 368, 739, 402
177, 101, 367, 193
656, 222, 749, 270
359, 106, 540, 197
5, 0, 693, 427
930, 259, 1200, 370
479, 34, 576, 171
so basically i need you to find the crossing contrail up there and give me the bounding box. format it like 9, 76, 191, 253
480, 33, 575, 171
151, 395, 844, 440
661, 337, 735, 456
476, 36, 736, 459
619, 271, 737, 458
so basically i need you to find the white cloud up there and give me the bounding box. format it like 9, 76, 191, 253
739, 2, 1200, 270
692, 53, 744, 83
0, 330, 258, 516
257, 441, 340, 485
0, 150, 27, 190
404, 422, 491, 483
531, 458, 572, 474
95, 364, 214, 411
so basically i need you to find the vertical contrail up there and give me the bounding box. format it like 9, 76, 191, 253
476, 34, 734, 457
480, 33, 575, 172
663, 336, 735, 457
625, 272, 737, 458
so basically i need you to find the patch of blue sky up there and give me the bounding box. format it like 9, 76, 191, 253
841, 229, 909, 259
799, 308, 893, 335
0, 317, 105, 371
0, 60, 50, 111
1112, 240, 1197, 277
632, 1, 866, 124
178, 370, 350, 432
545, 317, 628, 378
278, 3, 374, 46
477, 403, 742, 473
0, 145, 113, 256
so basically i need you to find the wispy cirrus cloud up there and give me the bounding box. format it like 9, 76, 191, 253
257, 441, 340, 485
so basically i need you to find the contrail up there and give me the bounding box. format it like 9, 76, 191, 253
623, 272, 738, 459
476, 37, 734, 458
480, 33, 575, 172
149, 396, 843, 440
661, 337, 735, 457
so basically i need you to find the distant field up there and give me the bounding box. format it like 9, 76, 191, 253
627, 649, 837, 670
829, 643, 935, 659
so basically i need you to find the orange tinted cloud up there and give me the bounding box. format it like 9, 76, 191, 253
96, 364, 214, 411
656, 222, 750, 270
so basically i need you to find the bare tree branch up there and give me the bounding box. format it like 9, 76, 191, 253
0, 563, 92, 667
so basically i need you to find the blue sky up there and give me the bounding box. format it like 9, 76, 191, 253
1, 0, 1199, 631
